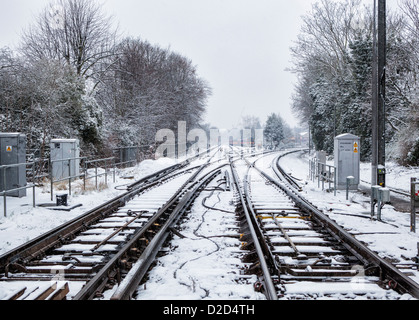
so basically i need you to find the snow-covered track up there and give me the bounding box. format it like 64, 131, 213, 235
237, 151, 418, 299
109, 167, 224, 300
272, 151, 419, 299
229, 159, 279, 300
0, 150, 221, 300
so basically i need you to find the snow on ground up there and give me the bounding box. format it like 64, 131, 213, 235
278, 151, 419, 287
0, 157, 178, 256
1, 149, 418, 300
134, 177, 265, 300
361, 161, 419, 194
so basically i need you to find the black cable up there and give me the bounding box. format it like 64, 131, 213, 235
172, 180, 234, 297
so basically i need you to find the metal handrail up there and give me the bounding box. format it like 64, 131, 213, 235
309, 157, 337, 196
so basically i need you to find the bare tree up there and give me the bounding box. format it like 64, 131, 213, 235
96, 37, 211, 149
20, 0, 118, 81
290, 0, 363, 77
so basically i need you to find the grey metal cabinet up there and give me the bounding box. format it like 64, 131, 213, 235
0, 133, 27, 197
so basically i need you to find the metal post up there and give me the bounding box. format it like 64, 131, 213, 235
317, 160, 320, 189
371, 185, 381, 219
3, 168, 6, 217
371, 0, 378, 187
33, 184, 36, 208
309, 159, 311, 181
84, 160, 87, 191
113, 158, 116, 183
411, 178, 417, 233
371, 0, 387, 187
346, 179, 350, 201
68, 159, 71, 196
50, 159, 54, 202
378, 0, 386, 178
105, 159, 108, 186
333, 167, 336, 196
328, 165, 331, 192
31, 163, 36, 208
3, 192, 6, 218
371, 188, 375, 219
377, 189, 382, 222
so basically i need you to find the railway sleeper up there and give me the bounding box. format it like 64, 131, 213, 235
242, 249, 259, 264
270, 239, 339, 247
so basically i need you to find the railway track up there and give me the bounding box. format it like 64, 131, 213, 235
0, 148, 223, 300
1, 148, 417, 300
232, 151, 419, 300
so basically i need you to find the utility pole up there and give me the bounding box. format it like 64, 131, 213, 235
371, 0, 386, 187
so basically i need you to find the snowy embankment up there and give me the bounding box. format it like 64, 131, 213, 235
278, 151, 419, 286
0, 157, 177, 256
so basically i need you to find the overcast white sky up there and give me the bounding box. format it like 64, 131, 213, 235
0, 0, 400, 130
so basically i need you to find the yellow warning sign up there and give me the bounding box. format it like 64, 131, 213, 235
354, 142, 358, 148
354, 147, 358, 153
6, 146, 12, 152
353, 142, 359, 153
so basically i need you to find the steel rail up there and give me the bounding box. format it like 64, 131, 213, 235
229, 160, 278, 300
110, 168, 223, 300
0, 157, 195, 275
270, 151, 419, 299
73, 155, 223, 299
273, 149, 306, 192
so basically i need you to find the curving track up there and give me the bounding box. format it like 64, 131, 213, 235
0, 148, 417, 300
237, 150, 419, 299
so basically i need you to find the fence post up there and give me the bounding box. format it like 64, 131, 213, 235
50, 158, 54, 202
95, 163, 98, 190
113, 158, 116, 183
3, 168, 6, 217
333, 167, 337, 196
105, 158, 108, 186
411, 178, 417, 233
32, 184, 36, 208
328, 165, 331, 191
68, 159, 71, 196
84, 159, 87, 191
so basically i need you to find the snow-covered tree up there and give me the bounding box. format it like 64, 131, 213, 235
264, 113, 286, 149
289, 0, 419, 165
20, 0, 118, 82
96, 37, 211, 150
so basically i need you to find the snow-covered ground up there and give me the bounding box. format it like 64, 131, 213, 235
133, 176, 265, 300
278, 151, 419, 289
0, 149, 418, 300
0, 157, 178, 256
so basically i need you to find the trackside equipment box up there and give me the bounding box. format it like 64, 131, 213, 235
334, 133, 360, 190
120, 147, 138, 165
50, 139, 80, 181
0, 133, 27, 197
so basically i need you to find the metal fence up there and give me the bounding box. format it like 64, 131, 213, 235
309, 157, 337, 196
84, 157, 116, 190
0, 148, 146, 217
0, 162, 36, 217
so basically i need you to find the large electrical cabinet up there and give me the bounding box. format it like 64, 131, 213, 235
120, 147, 138, 165
334, 133, 360, 190
0, 133, 27, 197
50, 139, 80, 181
